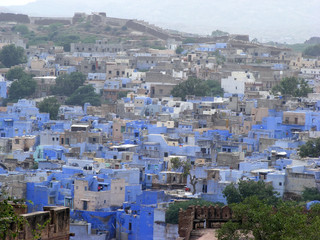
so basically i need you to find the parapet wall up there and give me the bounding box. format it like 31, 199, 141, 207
178, 205, 233, 240
10, 206, 70, 240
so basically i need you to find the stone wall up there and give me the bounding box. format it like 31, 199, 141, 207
0, 13, 30, 23
8, 206, 70, 240
178, 205, 233, 240
126, 20, 170, 40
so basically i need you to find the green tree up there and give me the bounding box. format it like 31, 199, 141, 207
222, 180, 279, 205
0, 198, 27, 239
299, 138, 320, 158
271, 77, 312, 97
218, 197, 320, 240
8, 74, 36, 102
12, 25, 29, 35
302, 187, 320, 201
303, 44, 320, 57
182, 38, 197, 44
165, 199, 223, 224
211, 29, 229, 37
175, 46, 184, 54
66, 85, 101, 106
0, 44, 26, 68
5, 67, 26, 81
51, 72, 86, 96
171, 77, 223, 100
170, 157, 198, 195
38, 97, 60, 120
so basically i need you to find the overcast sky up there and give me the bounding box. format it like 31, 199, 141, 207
2, 0, 320, 43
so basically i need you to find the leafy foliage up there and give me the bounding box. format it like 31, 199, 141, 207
303, 44, 320, 57
299, 138, 320, 158
302, 187, 320, 201
171, 77, 223, 100
118, 91, 129, 99
38, 97, 61, 120
0, 44, 26, 68
5, 67, 26, 81
222, 180, 279, 205
175, 46, 184, 54
8, 73, 36, 102
165, 199, 223, 224
182, 38, 197, 44
66, 85, 101, 106
271, 77, 312, 97
12, 25, 29, 35
211, 29, 229, 37
0, 197, 27, 239
51, 72, 86, 96
218, 197, 320, 240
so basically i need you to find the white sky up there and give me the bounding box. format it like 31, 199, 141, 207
1, 0, 36, 6
1, 0, 319, 43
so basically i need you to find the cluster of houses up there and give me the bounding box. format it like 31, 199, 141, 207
0, 12, 320, 240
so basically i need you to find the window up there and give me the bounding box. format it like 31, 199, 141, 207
202, 184, 207, 193
83, 201, 88, 210
84, 186, 87, 191
129, 222, 132, 231
279, 182, 282, 186
285, 117, 289, 124
294, 118, 298, 124
65, 198, 73, 208
15, 139, 20, 144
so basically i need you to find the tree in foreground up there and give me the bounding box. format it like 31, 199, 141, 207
66, 85, 101, 106
222, 180, 279, 205
171, 77, 223, 100
299, 137, 320, 158
0, 44, 26, 68
217, 196, 320, 240
5, 67, 26, 81
8, 74, 36, 102
302, 187, 320, 201
271, 77, 312, 97
38, 97, 60, 120
51, 72, 86, 96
